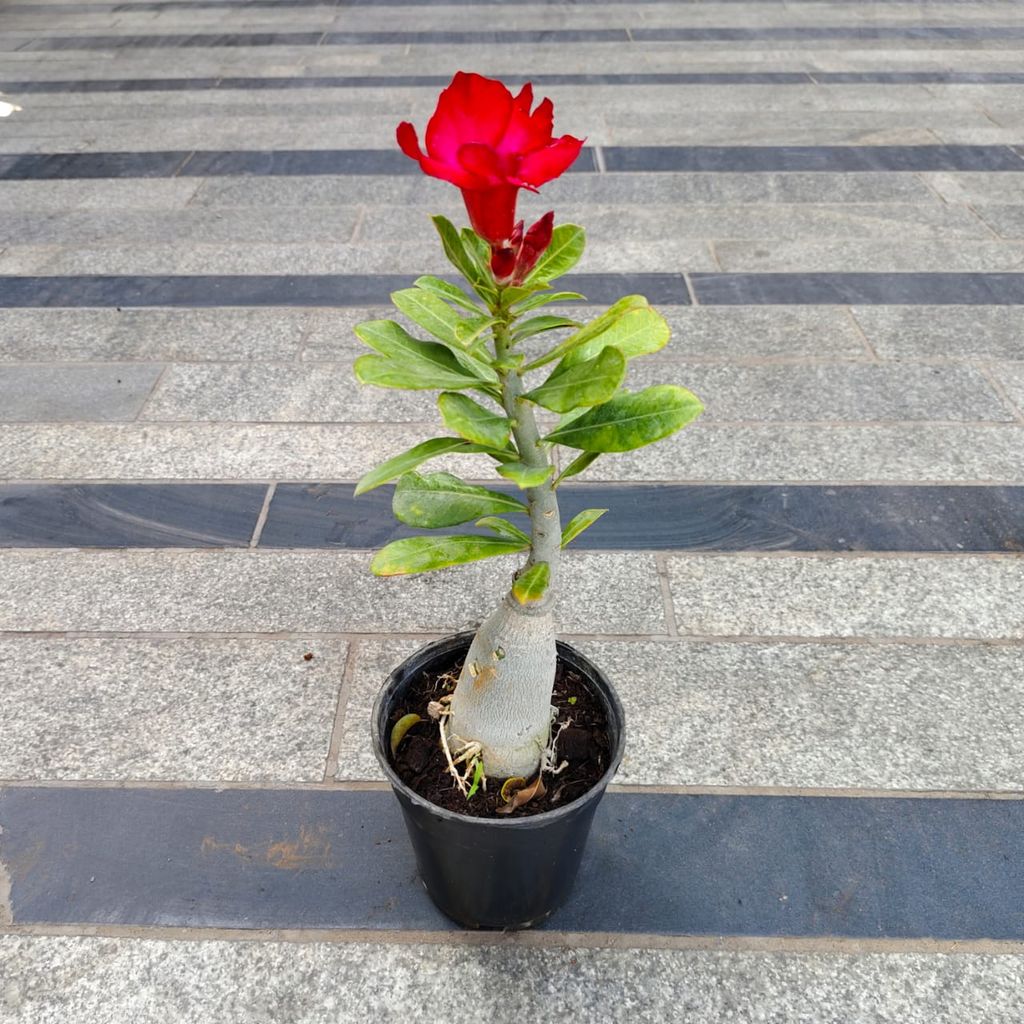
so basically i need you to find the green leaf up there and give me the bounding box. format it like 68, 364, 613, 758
511, 290, 586, 313
545, 385, 704, 452
466, 759, 485, 800
393, 471, 527, 528
496, 461, 555, 488
432, 215, 494, 298
554, 451, 600, 485
561, 306, 670, 367
354, 437, 490, 495
437, 392, 511, 448
500, 282, 549, 306
371, 534, 527, 576
414, 275, 482, 313
512, 314, 580, 343
461, 227, 493, 277
355, 318, 497, 387
391, 287, 466, 348
354, 353, 482, 392
523, 295, 650, 370
476, 516, 531, 545
561, 509, 607, 547
455, 315, 500, 349
524, 346, 626, 414
512, 562, 550, 605
523, 224, 585, 285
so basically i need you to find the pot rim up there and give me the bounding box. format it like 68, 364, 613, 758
371, 631, 626, 831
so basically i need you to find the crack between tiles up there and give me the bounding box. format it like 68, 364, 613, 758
322, 637, 359, 783
843, 307, 881, 362
976, 362, 1024, 424
247, 481, 276, 548
3, 921, 1024, 956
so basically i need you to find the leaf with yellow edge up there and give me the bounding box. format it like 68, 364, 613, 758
512, 561, 550, 605
496, 773, 547, 814
389, 714, 422, 758
561, 509, 607, 547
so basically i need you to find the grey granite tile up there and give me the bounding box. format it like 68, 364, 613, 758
360, 202, 995, 243
851, 306, 1024, 361
0, 423, 498, 479
302, 306, 393, 360
576, 639, 1024, 791
0, 308, 310, 362
0, 637, 343, 781
0, 550, 666, 635
4, 208, 360, 245
0, 363, 162, 421
974, 205, 1024, 239
920, 172, 1024, 205
667, 555, 1024, 640
190, 171, 937, 208
627, 362, 1010, 422
1, 938, 1022, 1024
141, 363, 436, 422
649, 306, 866, 361
994, 363, 1024, 416
714, 240, 1024, 274
581, 424, 1024, 483
0, 178, 201, 209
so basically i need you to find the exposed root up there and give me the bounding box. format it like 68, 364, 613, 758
434, 696, 485, 796
539, 714, 571, 778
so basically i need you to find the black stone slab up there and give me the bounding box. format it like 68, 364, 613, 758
690, 272, 1024, 305
0, 273, 689, 308
179, 147, 597, 176
3, 786, 1023, 938
16, 32, 326, 50
630, 25, 1024, 40
10, 72, 1024, 93
0, 484, 268, 548
0, 147, 595, 179
603, 145, 1024, 173
259, 484, 1024, 554
0, 150, 193, 180
1, 146, 1019, 179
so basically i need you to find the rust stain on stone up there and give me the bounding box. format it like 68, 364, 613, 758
200, 825, 332, 871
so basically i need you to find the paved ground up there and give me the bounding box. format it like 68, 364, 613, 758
1, 0, 1024, 1020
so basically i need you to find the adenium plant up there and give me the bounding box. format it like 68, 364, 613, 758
355, 72, 703, 790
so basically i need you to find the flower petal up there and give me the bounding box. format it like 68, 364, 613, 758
425, 71, 515, 163
457, 142, 505, 185
396, 121, 425, 162
515, 134, 585, 186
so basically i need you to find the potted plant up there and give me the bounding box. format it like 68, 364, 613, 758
356, 72, 703, 929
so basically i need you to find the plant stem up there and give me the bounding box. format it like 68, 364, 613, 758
493, 313, 562, 611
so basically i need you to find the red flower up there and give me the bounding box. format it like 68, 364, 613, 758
396, 72, 584, 246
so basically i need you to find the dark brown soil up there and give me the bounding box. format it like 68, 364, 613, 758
388, 654, 611, 819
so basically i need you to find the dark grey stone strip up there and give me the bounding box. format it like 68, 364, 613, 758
259, 484, 1024, 554
630, 25, 1024, 40
11, 71, 1024, 93
0, 148, 598, 179
6, 274, 1024, 308
0, 484, 268, 548
0, 151, 194, 180
14, 26, 1024, 50
1, 147, 1021, 181
603, 145, 1024, 173
0, 274, 690, 308
3, 483, 1019, 553
3, 786, 1023, 938
690, 273, 1024, 305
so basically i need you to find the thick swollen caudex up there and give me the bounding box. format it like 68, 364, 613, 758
448, 598, 557, 779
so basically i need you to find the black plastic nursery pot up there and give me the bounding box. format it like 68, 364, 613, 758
371, 632, 626, 930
